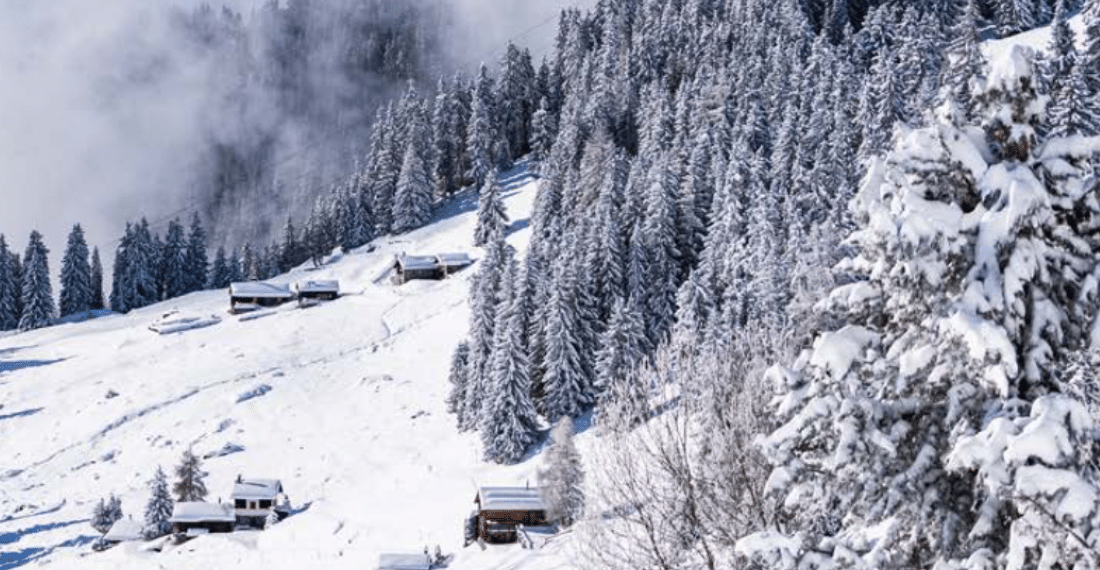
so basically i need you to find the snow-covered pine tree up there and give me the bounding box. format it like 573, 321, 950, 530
228, 248, 244, 283
474, 168, 508, 247
446, 341, 471, 423
9, 250, 22, 320
944, 0, 987, 122
91, 497, 116, 535
466, 64, 497, 190
995, 0, 1037, 37
530, 97, 558, 169
209, 246, 230, 290
110, 224, 131, 313
59, 224, 93, 318
740, 46, 1100, 570
279, 217, 301, 273
143, 466, 173, 539
540, 254, 594, 422
538, 417, 584, 526
481, 253, 540, 464
184, 214, 208, 294
462, 230, 511, 431
19, 230, 54, 331
393, 137, 433, 234
172, 448, 208, 502
128, 220, 159, 309
430, 79, 459, 198
593, 297, 648, 400
160, 220, 185, 299
90, 247, 105, 311
0, 236, 18, 331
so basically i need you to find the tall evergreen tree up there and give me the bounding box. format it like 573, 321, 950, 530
161, 220, 188, 298
466, 64, 498, 189
481, 254, 539, 464
393, 137, 433, 234
19, 230, 54, 331
184, 214, 209, 294
446, 341, 471, 424
172, 448, 208, 502
540, 256, 593, 422
0, 236, 18, 331
59, 224, 93, 318
90, 247, 105, 311
143, 466, 174, 539
209, 246, 231, 289
474, 169, 508, 246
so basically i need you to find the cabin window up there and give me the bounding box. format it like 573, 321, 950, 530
258, 500, 272, 509
235, 499, 247, 509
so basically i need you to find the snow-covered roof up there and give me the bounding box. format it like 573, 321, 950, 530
296, 280, 339, 294
435, 253, 473, 267
169, 502, 236, 523
476, 486, 548, 512
395, 255, 440, 272
378, 553, 431, 570
232, 478, 283, 500
104, 518, 144, 542
229, 282, 294, 299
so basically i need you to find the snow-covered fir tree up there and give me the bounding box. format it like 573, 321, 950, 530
209, 246, 231, 290
538, 417, 585, 526
160, 219, 188, 299
59, 224, 93, 318
740, 46, 1100, 570
183, 214, 209, 294
0, 235, 18, 331
143, 466, 173, 539
91, 494, 123, 535
19, 230, 54, 331
172, 448, 208, 502
465, 64, 497, 189
90, 247, 105, 311
481, 252, 540, 464
393, 135, 433, 234
474, 168, 508, 247
446, 341, 471, 426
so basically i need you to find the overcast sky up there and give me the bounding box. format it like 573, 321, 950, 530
0, 0, 593, 273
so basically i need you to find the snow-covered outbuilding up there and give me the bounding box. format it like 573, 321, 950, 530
103, 517, 144, 545
169, 502, 236, 535
231, 476, 289, 527
296, 280, 340, 305
472, 486, 549, 543
392, 253, 474, 284
377, 553, 432, 570
228, 282, 295, 314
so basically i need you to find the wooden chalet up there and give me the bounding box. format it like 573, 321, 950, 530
229, 282, 295, 314
296, 280, 340, 305
392, 253, 474, 285
231, 476, 289, 527
472, 486, 549, 543
169, 502, 236, 536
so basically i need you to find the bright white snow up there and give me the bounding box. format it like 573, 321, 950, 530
0, 162, 586, 570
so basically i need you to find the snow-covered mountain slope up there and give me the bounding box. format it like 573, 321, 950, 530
0, 162, 580, 570
984, 9, 1089, 56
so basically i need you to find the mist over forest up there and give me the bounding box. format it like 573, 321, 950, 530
0, 0, 589, 261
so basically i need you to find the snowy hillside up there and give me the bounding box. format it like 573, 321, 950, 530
0, 163, 580, 570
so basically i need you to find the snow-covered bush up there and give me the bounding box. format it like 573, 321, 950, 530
738, 46, 1100, 569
